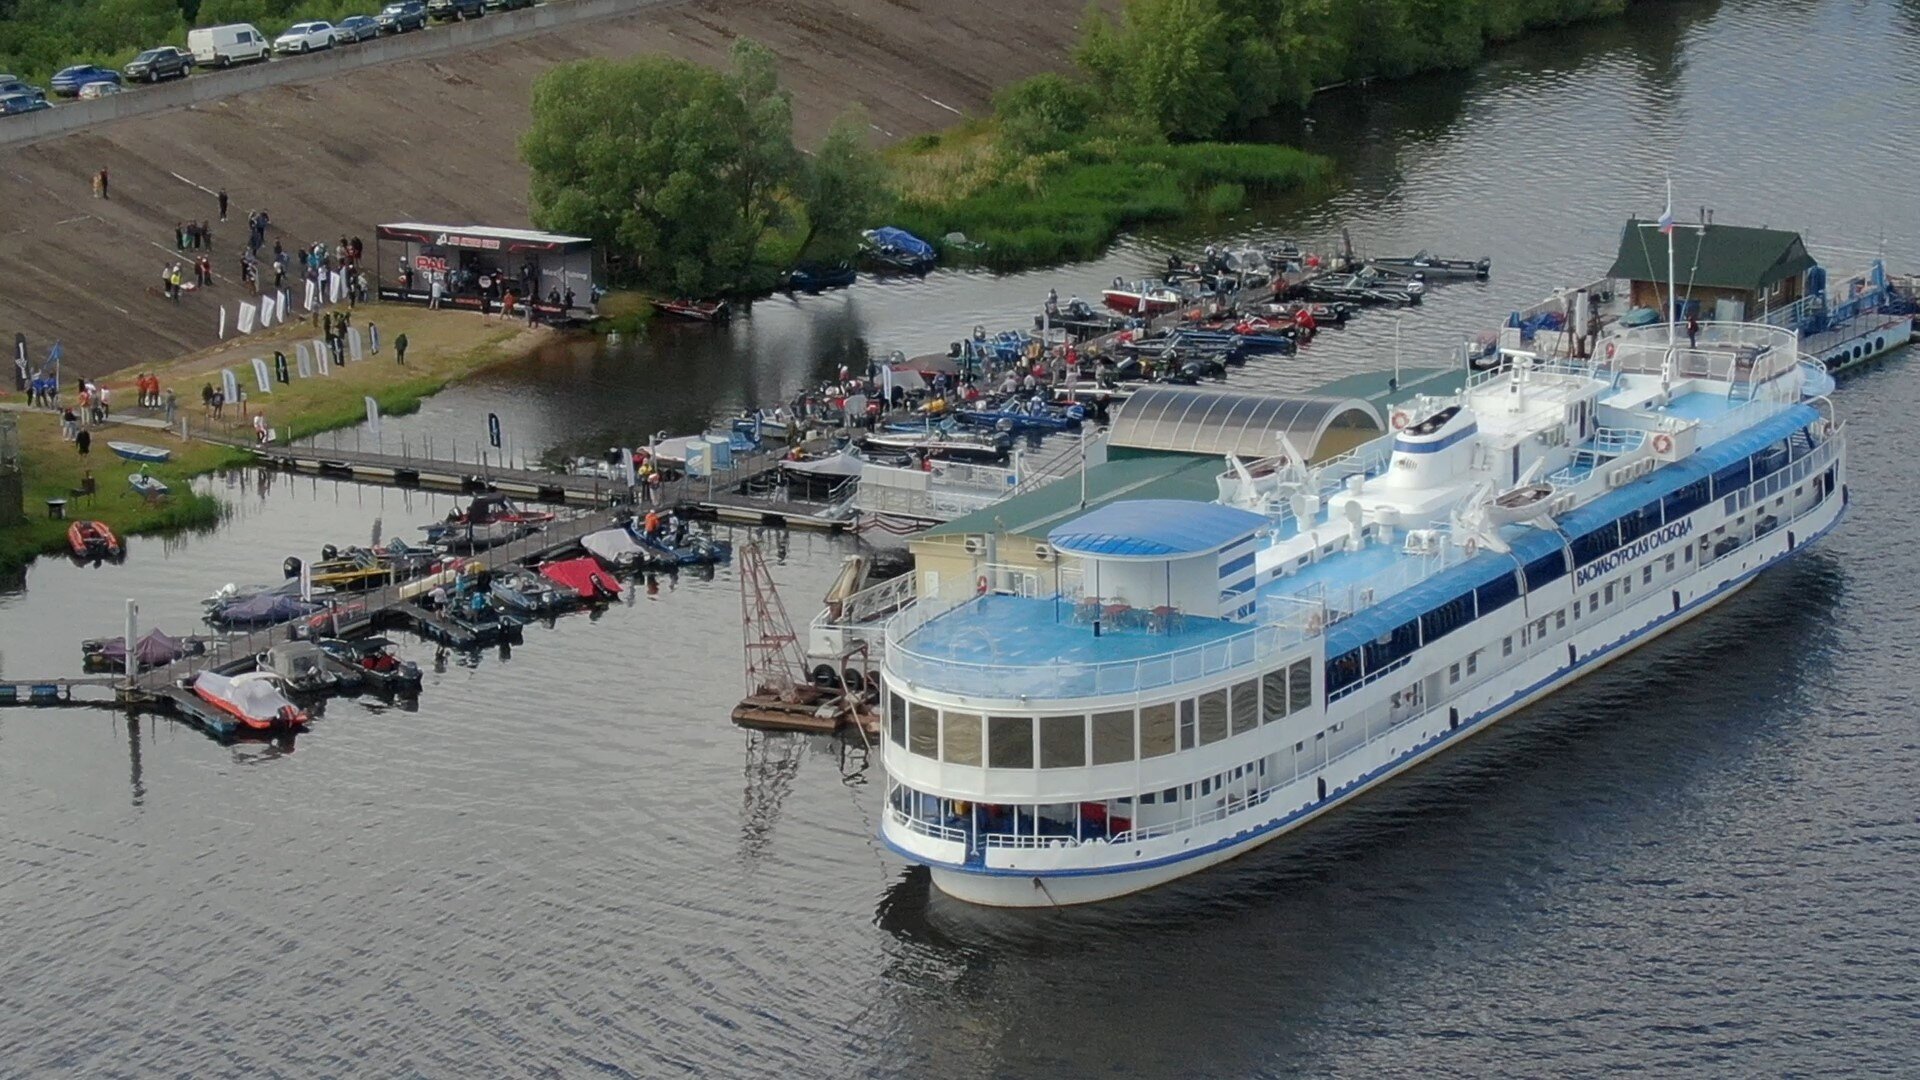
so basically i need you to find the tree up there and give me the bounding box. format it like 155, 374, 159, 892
519, 46, 807, 295
993, 73, 1102, 154
797, 107, 889, 261
1075, 0, 1239, 140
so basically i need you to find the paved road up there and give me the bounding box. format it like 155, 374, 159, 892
0, 0, 663, 150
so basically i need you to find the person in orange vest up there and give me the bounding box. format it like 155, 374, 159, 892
644, 509, 660, 536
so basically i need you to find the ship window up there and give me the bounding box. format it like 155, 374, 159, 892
1163, 788, 1177, 803
1201, 778, 1211, 796
1556, 611, 1566, 629
1523, 548, 1566, 591
1141, 792, 1155, 805
1364, 620, 1421, 672
1666, 554, 1677, 572
943, 711, 983, 766
1604, 583, 1615, 604
1503, 636, 1513, 657
1262, 669, 1288, 722
1199, 689, 1230, 744
1643, 566, 1654, 585
1140, 702, 1176, 757
1617, 503, 1661, 545
1570, 522, 1620, 566
1326, 649, 1361, 696
1289, 660, 1312, 712
888, 692, 907, 746
1091, 709, 1135, 765
1476, 571, 1520, 616
1465, 652, 1479, 676
1664, 478, 1711, 520
1420, 593, 1474, 645
1622, 576, 1631, 596
1231, 680, 1258, 735
909, 703, 939, 758
1684, 547, 1693, 563
1711, 459, 1752, 499
1448, 663, 1460, 685
987, 716, 1033, 768
1179, 699, 1198, 750
1040, 715, 1087, 768
1588, 592, 1599, 613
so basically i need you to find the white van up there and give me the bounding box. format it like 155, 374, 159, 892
187, 24, 271, 67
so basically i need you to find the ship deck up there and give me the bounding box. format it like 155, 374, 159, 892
900, 594, 1244, 670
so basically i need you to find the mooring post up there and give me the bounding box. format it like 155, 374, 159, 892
124, 599, 137, 683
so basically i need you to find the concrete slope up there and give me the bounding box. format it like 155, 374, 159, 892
0, 0, 1094, 378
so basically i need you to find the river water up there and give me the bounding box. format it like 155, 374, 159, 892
5, 1, 1919, 1075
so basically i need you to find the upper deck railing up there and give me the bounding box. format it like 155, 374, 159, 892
884, 592, 1321, 701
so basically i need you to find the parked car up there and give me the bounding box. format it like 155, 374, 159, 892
0, 92, 51, 116
273, 21, 337, 54
427, 0, 485, 21
335, 15, 381, 42
486, 0, 535, 9
376, 1, 429, 32
78, 81, 125, 100
124, 47, 193, 83
50, 65, 122, 97
188, 24, 271, 67
0, 79, 48, 103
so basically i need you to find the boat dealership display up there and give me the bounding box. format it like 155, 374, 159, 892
879, 319, 1848, 906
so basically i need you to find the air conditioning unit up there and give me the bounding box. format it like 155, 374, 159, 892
963, 535, 986, 555
1033, 543, 1055, 562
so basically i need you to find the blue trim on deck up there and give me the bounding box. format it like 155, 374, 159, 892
1393, 422, 1478, 455
885, 500, 1844, 879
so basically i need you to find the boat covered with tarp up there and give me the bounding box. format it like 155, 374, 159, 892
82, 628, 205, 671
539, 556, 622, 600
861, 227, 937, 273
209, 590, 324, 628
192, 670, 309, 731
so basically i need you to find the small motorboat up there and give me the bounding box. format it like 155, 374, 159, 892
636, 528, 733, 567
954, 400, 1086, 434
192, 670, 309, 732
254, 641, 341, 696
490, 566, 573, 614
860, 227, 937, 273
581, 524, 660, 571
128, 468, 170, 497
108, 441, 171, 463
82, 628, 205, 672
652, 297, 731, 322
207, 590, 324, 629
538, 556, 622, 601
423, 494, 555, 550
779, 448, 864, 500
67, 520, 122, 560
285, 551, 394, 593
1102, 279, 1183, 316
1365, 251, 1492, 281
858, 429, 1013, 466
783, 261, 857, 293
317, 636, 422, 696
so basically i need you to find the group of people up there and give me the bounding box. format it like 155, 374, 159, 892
133, 371, 170, 410
199, 381, 232, 418
174, 220, 214, 251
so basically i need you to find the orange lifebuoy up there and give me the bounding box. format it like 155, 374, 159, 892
976, 575, 989, 595
1652, 433, 1673, 454
1390, 410, 1411, 431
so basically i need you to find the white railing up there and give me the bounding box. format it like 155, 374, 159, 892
883, 594, 1318, 700
888, 807, 966, 844
812, 571, 914, 635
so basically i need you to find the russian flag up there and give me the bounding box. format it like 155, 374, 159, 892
1657, 204, 1675, 235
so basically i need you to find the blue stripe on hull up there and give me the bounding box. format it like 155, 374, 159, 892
885, 499, 1845, 881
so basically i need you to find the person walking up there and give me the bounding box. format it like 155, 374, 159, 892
99, 168, 108, 199
217, 187, 228, 221
97, 384, 110, 419
1686, 312, 1700, 349
169, 263, 182, 303
368, 321, 380, 354
394, 332, 408, 366
163, 386, 177, 423
91, 172, 102, 199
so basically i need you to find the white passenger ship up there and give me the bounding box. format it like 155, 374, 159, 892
878, 321, 1847, 906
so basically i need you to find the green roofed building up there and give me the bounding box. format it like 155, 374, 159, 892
1607, 218, 1818, 322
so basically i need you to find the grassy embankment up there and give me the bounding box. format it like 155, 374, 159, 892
0, 305, 553, 574
887, 122, 1329, 270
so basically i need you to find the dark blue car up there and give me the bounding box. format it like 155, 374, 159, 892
49, 65, 120, 98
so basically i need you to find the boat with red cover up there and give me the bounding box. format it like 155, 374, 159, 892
1101, 279, 1182, 316
192, 670, 309, 731
539, 556, 621, 601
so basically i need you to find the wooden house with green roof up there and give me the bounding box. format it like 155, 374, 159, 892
1607, 218, 1818, 322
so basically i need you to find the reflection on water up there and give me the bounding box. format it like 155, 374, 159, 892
2, 2, 1918, 1075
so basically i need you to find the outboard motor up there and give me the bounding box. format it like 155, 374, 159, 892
320, 544, 339, 561
284, 556, 302, 580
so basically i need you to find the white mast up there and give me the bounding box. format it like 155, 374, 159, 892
1664, 175, 1677, 351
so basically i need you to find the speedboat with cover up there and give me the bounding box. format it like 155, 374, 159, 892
192, 670, 308, 731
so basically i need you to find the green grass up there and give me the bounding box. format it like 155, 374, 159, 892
889, 136, 1329, 270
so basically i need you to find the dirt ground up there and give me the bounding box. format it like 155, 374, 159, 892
0, 0, 1096, 379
